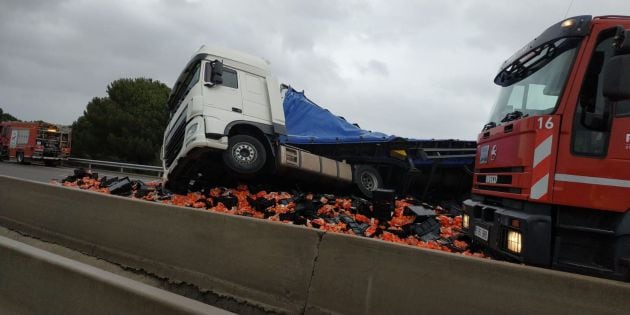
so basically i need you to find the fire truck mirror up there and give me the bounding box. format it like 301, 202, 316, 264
612, 28, 630, 54
602, 54, 630, 101
582, 111, 608, 131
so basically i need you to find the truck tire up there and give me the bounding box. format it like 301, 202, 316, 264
614, 235, 630, 281
354, 165, 382, 197
222, 135, 267, 174
16, 152, 25, 164
44, 160, 59, 167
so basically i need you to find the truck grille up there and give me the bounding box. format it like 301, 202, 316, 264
476, 174, 512, 184
43, 148, 60, 157
164, 106, 187, 168
473, 185, 522, 194
473, 166, 526, 197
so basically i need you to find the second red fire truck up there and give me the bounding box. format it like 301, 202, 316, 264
0, 121, 71, 166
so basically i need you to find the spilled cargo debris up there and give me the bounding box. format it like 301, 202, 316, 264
52, 169, 485, 257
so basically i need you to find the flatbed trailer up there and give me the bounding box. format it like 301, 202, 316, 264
279, 87, 476, 197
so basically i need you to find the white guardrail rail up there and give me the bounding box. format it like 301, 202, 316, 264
65, 157, 163, 177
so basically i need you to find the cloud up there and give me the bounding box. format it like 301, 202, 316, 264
358, 59, 389, 76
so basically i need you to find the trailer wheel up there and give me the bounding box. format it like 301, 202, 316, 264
354, 165, 382, 197
16, 152, 25, 164
222, 135, 267, 174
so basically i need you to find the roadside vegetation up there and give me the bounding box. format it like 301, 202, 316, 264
71, 78, 171, 165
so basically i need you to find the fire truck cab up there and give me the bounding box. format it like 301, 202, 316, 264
462, 16, 630, 280
0, 121, 71, 165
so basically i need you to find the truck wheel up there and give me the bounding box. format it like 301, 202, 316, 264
222, 135, 267, 174
44, 160, 59, 167
354, 165, 382, 197
614, 235, 630, 281
16, 152, 25, 164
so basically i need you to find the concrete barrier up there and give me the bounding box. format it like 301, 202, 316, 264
1, 175, 630, 315
0, 235, 231, 315
305, 232, 630, 315
0, 176, 321, 314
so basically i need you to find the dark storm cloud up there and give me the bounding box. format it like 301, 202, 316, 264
1, 0, 629, 140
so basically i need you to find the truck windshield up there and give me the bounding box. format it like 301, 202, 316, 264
487, 37, 581, 126
168, 62, 201, 114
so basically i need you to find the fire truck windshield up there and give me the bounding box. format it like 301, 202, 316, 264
487, 37, 581, 126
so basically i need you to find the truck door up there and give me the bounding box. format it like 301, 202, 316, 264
203, 62, 243, 117
9, 130, 19, 148
241, 72, 271, 122
554, 25, 630, 212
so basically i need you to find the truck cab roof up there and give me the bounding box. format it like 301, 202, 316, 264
168, 46, 272, 109
193, 46, 271, 73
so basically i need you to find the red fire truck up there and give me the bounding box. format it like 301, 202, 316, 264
462, 15, 630, 280
0, 121, 71, 166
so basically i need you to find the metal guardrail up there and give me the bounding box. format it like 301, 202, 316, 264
66, 158, 163, 177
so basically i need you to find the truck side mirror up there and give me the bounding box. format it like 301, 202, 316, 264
602, 54, 630, 101
205, 60, 223, 86
613, 28, 630, 54
581, 111, 607, 131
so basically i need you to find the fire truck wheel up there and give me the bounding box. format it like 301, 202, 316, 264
354, 165, 382, 198
16, 152, 25, 164
222, 135, 267, 174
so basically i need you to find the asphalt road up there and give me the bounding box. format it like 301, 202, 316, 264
0, 161, 160, 183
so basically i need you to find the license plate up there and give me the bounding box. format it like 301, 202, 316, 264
474, 226, 489, 241
485, 175, 498, 184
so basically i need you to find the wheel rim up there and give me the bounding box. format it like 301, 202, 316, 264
232, 142, 258, 166
360, 171, 378, 191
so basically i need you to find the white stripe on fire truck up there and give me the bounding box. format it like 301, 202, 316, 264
532, 135, 552, 168
554, 173, 630, 188
530, 174, 549, 200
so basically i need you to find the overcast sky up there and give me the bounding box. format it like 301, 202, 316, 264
1, 0, 629, 140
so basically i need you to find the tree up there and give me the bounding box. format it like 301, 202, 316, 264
71, 78, 171, 165
0, 107, 19, 122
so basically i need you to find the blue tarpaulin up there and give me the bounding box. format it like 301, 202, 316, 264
278, 87, 475, 167
280, 88, 397, 144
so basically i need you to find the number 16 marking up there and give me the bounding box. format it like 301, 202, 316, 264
537, 117, 554, 130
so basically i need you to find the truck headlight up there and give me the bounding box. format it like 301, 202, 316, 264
462, 214, 470, 229
187, 123, 198, 136
506, 230, 522, 254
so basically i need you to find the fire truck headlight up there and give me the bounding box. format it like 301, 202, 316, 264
506, 230, 522, 254
560, 18, 575, 29
462, 214, 470, 229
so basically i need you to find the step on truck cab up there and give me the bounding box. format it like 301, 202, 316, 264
461, 16, 630, 280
